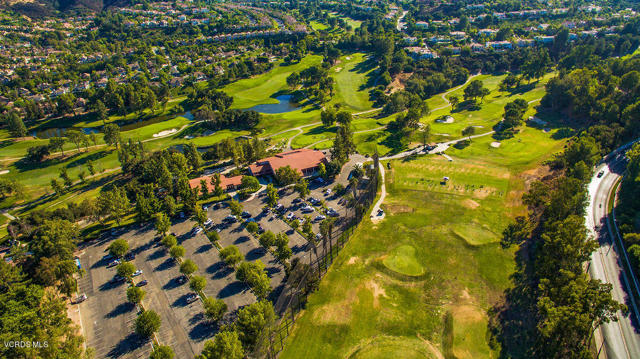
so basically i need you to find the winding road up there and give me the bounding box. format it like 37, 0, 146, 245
587, 144, 640, 359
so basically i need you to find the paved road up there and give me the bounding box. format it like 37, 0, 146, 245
587, 150, 640, 359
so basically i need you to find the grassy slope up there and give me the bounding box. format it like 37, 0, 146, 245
328, 53, 376, 112
280, 125, 565, 359
223, 55, 323, 109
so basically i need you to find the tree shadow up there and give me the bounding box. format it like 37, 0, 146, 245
107, 332, 148, 358
218, 281, 246, 298
196, 243, 213, 254
189, 320, 215, 342
155, 258, 176, 272
245, 247, 266, 261
105, 302, 135, 318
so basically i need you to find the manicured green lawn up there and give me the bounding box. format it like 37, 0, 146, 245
310, 21, 328, 31
328, 53, 376, 112
223, 55, 323, 109
280, 125, 563, 359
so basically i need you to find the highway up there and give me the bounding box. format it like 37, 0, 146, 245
587, 149, 640, 359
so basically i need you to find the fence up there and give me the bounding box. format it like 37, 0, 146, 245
258, 155, 380, 358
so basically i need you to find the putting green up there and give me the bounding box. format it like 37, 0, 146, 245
347, 336, 437, 359
382, 245, 425, 276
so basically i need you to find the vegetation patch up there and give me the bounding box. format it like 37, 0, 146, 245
382, 245, 425, 277
452, 224, 499, 246
345, 336, 439, 359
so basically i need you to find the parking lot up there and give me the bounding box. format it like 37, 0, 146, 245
76, 170, 352, 358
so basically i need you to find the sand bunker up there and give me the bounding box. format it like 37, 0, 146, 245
436, 116, 454, 124
490, 142, 501, 148
153, 129, 177, 138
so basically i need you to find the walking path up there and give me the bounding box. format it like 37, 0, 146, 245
369, 162, 386, 223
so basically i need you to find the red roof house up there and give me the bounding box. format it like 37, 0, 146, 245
189, 174, 243, 194
248, 149, 327, 177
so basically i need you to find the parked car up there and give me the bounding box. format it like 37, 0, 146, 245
103, 254, 114, 261
204, 219, 213, 227
224, 215, 237, 223
202, 205, 208, 211
292, 198, 302, 204
301, 205, 314, 213
107, 259, 120, 268
72, 294, 87, 304
308, 197, 319, 205
124, 252, 135, 261
132, 270, 143, 277
286, 212, 296, 220
111, 275, 126, 283
316, 233, 322, 240
213, 203, 221, 209
179, 212, 185, 218
324, 189, 332, 196
241, 211, 252, 218
597, 170, 605, 178
315, 215, 326, 221
186, 293, 199, 304
177, 275, 188, 284
193, 226, 203, 235
275, 204, 285, 212
327, 209, 339, 217
377, 209, 384, 216
136, 280, 148, 287
314, 177, 325, 184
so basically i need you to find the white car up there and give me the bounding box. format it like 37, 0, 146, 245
204, 219, 213, 227
301, 205, 314, 213
132, 270, 143, 277
286, 212, 295, 220
193, 227, 203, 234
324, 189, 332, 195
315, 215, 326, 221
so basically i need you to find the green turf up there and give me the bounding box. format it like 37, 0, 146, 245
223, 55, 323, 109
328, 53, 376, 112
310, 21, 328, 31
382, 245, 425, 276
280, 125, 564, 359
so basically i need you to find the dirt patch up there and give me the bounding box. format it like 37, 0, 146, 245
347, 256, 359, 265
490, 141, 501, 148
313, 288, 358, 325
365, 275, 388, 308
450, 304, 485, 325
388, 72, 413, 93
462, 199, 480, 209
334, 67, 343, 73
386, 204, 413, 214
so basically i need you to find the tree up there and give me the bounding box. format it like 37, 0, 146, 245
203, 297, 228, 323
108, 238, 129, 258
103, 123, 121, 149
161, 234, 177, 248
259, 231, 276, 249
294, 179, 310, 199
236, 261, 271, 299
189, 275, 207, 292
126, 286, 146, 304
220, 245, 242, 267
4, 112, 27, 137
241, 176, 260, 193
94, 100, 108, 125
275, 165, 300, 186
169, 245, 185, 260
51, 179, 64, 196
156, 213, 171, 237
462, 126, 476, 140
49, 137, 66, 156
201, 331, 243, 359
449, 95, 460, 108
266, 184, 279, 207
335, 111, 352, 126
200, 179, 209, 198
321, 109, 335, 127
502, 99, 529, 130
116, 262, 136, 280
135, 310, 161, 338
184, 142, 202, 171
275, 233, 292, 263
193, 207, 208, 228
66, 130, 86, 153
286, 72, 300, 88
463, 80, 488, 103
150, 345, 174, 359
229, 199, 243, 217
180, 259, 198, 276
236, 300, 275, 350
211, 173, 224, 197
246, 221, 259, 233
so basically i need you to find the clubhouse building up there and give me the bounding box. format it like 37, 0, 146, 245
249, 149, 327, 177
189, 173, 243, 193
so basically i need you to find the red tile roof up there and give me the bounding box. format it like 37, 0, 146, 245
249, 149, 327, 176
189, 174, 243, 192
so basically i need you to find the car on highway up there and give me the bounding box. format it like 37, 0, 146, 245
597, 170, 605, 178
107, 259, 120, 268
132, 269, 143, 277
186, 293, 199, 304
136, 280, 148, 287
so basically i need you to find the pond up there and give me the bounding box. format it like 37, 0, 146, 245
31, 111, 194, 138
246, 95, 299, 114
